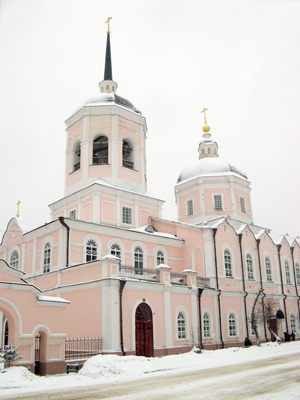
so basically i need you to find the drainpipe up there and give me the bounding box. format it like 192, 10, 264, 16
198, 288, 203, 350
238, 234, 249, 338
290, 247, 300, 329
58, 217, 70, 267
277, 244, 288, 334
119, 279, 126, 356
213, 229, 224, 348
256, 239, 268, 342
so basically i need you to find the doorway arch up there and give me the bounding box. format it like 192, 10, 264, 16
135, 303, 153, 357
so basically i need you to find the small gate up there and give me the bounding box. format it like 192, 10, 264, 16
34, 334, 40, 375
135, 303, 153, 357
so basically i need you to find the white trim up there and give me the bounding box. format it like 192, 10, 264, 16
175, 306, 190, 341
222, 245, 235, 278
227, 309, 239, 339
83, 234, 101, 263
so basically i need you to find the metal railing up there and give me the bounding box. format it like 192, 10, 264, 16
170, 273, 186, 285
119, 265, 158, 281
122, 160, 134, 169
196, 277, 209, 287
65, 337, 102, 361
93, 156, 108, 165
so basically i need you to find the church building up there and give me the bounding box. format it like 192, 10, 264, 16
1, 22, 299, 375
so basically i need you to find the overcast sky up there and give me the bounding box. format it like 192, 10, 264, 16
0, 0, 299, 240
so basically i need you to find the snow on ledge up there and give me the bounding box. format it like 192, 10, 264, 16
37, 295, 70, 304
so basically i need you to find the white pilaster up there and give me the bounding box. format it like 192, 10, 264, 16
164, 285, 173, 347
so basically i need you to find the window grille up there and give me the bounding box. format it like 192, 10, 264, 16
214, 195, 223, 211
265, 257, 272, 282
187, 200, 194, 216
290, 314, 296, 333
285, 261, 291, 284
122, 207, 132, 224
69, 210, 76, 219
134, 246, 143, 275
240, 197, 246, 213
224, 249, 232, 277
295, 264, 300, 285
246, 254, 254, 280
156, 250, 164, 266
111, 243, 121, 259
229, 313, 236, 337
93, 136, 108, 165
177, 311, 186, 339
86, 240, 97, 262
10, 250, 19, 269
43, 242, 51, 273
203, 312, 210, 338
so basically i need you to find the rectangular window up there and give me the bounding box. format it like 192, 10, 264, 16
69, 210, 76, 219
240, 197, 246, 213
214, 195, 223, 211
187, 199, 194, 216
122, 207, 132, 224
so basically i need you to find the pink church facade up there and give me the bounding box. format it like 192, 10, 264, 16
1, 29, 299, 375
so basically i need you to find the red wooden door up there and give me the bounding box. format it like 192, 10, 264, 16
270, 319, 278, 342
135, 303, 153, 357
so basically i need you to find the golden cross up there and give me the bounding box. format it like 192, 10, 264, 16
16, 200, 21, 218
105, 17, 112, 33
201, 107, 208, 125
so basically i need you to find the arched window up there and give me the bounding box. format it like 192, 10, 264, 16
73, 141, 81, 171
43, 242, 51, 273
86, 239, 97, 262
290, 313, 296, 333
122, 140, 134, 169
111, 243, 121, 259
203, 312, 211, 338
246, 254, 254, 280
295, 263, 300, 285
265, 257, 272, 282
156, 250, 164, 266
134, 246, 143, 275
177, 311, 186, 339
285, 260, 291, 284
10, 250, 19, 269
224, 249, 232, 277
93, 136, 108, 165
229, 313, 237, 337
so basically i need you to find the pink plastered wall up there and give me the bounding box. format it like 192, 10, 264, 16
204, 187, 232, 217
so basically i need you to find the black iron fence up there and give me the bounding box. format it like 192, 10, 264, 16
119, 265, 158, 281
65, 337, 102, 361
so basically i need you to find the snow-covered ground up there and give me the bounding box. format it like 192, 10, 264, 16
0, 341, 299, 398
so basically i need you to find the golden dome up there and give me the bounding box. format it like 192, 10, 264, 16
202, 125, 210, 133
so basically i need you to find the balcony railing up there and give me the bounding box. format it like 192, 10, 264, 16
119, 265, 158, 281
122, 160, 134, 169
170, 273, 187, 285
93, 156, 108, 165
73, 162, 80, 171
196, 276, 209, 287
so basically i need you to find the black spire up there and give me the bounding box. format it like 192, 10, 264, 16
104, 33, 113, 81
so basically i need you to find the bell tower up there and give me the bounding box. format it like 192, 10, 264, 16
49, 19, 164, 227
64, 18, 148, 197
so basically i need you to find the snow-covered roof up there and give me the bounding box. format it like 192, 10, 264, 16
37, 295, 70, 304
177, 157, 248, 184
70, 93, 141, 118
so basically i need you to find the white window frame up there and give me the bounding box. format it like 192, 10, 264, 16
228, 312, 238, 338
246, 253, 254, 280
134, 246, 143, 275
69, 209, 76, 219
187, 199, 194, 216
224, 248, 233, 278
265, 256, 272, 282
295, 263, 300, 285
240, 196, 246, 213
111, 243, 121, 259
43, 242, 51, 273
10, 249, 20, 269
213, 194, 223, 211
203, 312, 211, 338
285, 260, 291, 284
290, 313, 296, 333
122, 206, 133, 225
156, 250, 164, 266
85, 239, 98, 262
